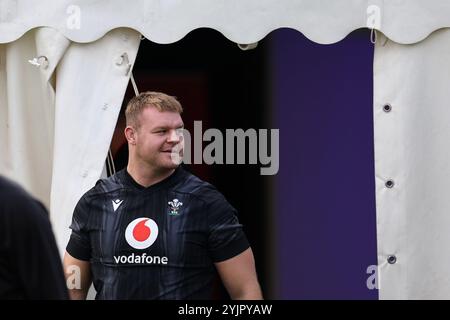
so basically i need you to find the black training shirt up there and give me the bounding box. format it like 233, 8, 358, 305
66, 166, 249, 299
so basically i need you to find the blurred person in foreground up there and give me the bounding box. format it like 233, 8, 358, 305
0, 176, 68, 299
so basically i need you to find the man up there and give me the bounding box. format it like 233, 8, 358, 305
63, 91, 263, 299
0, 176, 68, 299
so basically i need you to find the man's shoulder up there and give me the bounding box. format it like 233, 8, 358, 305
80, 171, 125, 202
177, 169, 227, 205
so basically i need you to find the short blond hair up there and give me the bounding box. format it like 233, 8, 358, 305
125, 91, 183, 128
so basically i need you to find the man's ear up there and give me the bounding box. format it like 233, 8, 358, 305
125, 126, 137, 145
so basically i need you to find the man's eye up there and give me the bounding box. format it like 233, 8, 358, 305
155, 130, 166, 134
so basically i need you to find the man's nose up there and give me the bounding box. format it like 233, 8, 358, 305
167, 129, 181, 143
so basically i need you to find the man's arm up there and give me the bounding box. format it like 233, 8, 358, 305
63, 251, 92, 300
215, 247, 263, 300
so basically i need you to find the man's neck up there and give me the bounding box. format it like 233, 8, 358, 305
126, 163, 176, 188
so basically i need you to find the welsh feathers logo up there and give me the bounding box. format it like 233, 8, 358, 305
168, 198, 183, 216
125, 218, 159, 249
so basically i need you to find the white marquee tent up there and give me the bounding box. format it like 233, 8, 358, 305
1, 0, 450, 299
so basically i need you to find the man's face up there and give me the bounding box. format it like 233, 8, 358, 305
133, 106, 184, 171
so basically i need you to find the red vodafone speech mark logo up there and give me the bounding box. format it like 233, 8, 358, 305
125, 218, 159, 249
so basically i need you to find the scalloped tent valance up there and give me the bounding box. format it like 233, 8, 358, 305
1, 0, 450, 45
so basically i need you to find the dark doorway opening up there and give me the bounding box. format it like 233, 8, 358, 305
109, 28, 272, 299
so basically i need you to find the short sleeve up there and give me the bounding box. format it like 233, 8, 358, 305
66, 194, 92, 261
206, 193, 250, 263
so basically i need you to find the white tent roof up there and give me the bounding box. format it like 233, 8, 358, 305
2, 0, 450, 45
